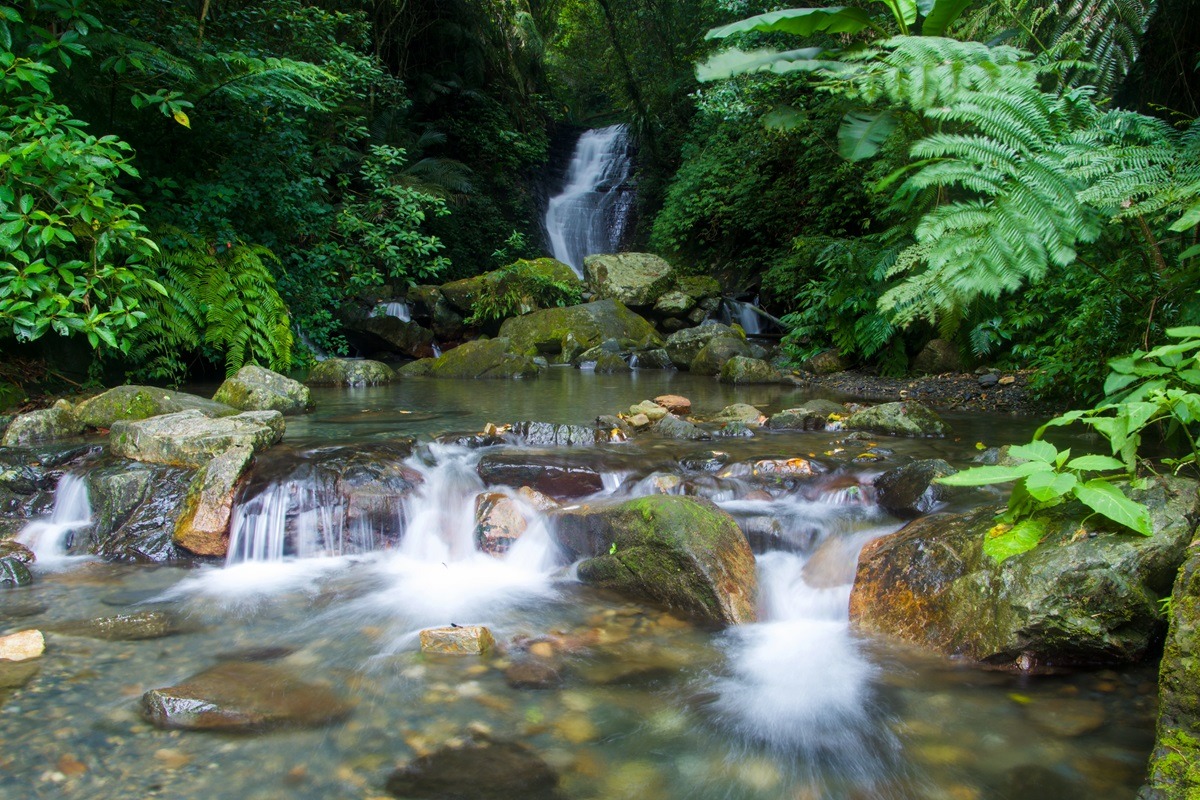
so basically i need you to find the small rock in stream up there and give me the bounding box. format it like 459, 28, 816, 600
50, 610, 192, 640
0, 629, 45, 661
385, 737, 564, 800
505, 659, 562, 690
420, 625, 496, 655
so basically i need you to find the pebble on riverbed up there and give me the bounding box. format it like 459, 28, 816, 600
0, 629, 45, 661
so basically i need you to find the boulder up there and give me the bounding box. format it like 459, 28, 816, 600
440, 273, 492, 314
553, 495, 757, 625
0, 542, 33, 587
509, 421, 601, 447
75, 386, 237, 429
653, 290, 695, 316
110, 410, 285, 468
629, 401, 668, 422
385, 738, 564, 800
397, 358, 435, 377
844, 401, 950, 438
409, 285, 464, 340
651, 414, 710, 441
850, 476, 1200, 668
173, 446, 254, 557
498, 299, 660, 359
141, 661, 350, 730
429, 338, 541, 379
767, 400, 847, 431
912, 339, 964, 375
584, 252, 675, 308
344, 315, 436, 359
801, 349, 847, 375
1, 400, 84, 447
1142, 527, 1200, 799
873, 459, 959, 517
86, 461, 194, 562
677, 275, 722, 302
0, 630, 43, 661
719, 356, 781, 385
593, 352, 630, 373
306, 358, 396, 387
711, 404, 766, 426
475, 492, 528, 556
664, 323, 743, 369
654, 395, 691, 415
212, 366, 310, 416
477, 453, 603, 500
505, 659, 562, 690
441, 259, 582, 318
419, 625, 495, 655
631, 348, 674, 369
690, 337, 753, 376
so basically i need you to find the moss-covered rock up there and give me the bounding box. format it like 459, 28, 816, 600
440, 258, 582, 317
306, 358, 396, 387
912, 339, 964, 375
343, 315, 437, 359
631, 348, 673, 369
0, 541, 34, 587
711, 403, 766, 426
75, 386, 237, 429
583, 252, 675, 308
719, 356, 781, 384
850, 476, 1199, 668
110, 410, 285, 468
429, 338, 541, 379
664, 323, 743, 369
397, 358, 435, 377
1, 400, 84, 447
844, 401, 950, 438
553, 495, 757, 625
498, 299, 660, 359
173, 445, 254, 557
767, 400, 848, 431
801, 349, 847, 375
677, 275, 722, 301
690, 337, 753, 376
212, 366, 310, 416
653, 290, 695, 316
593, 352, 630, 373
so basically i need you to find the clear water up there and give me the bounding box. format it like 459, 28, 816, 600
0, 371, 1155, 799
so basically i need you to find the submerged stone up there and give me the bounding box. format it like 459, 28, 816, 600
419, 625, 495, 655
505, 659, 562, 690
212, 365, 310, 416
75, 386, 237, 429
385, 738, 564, 800
109, 409, 285, 468
51, 611, 190, 641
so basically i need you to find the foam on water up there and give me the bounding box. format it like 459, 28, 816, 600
17, 474, 93, 569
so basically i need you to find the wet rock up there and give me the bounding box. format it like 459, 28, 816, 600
712, 403, 766, 426
409, 285, 465, 340
173, 445, 254, 557
767, 400, 847, 431
873, 459, 959, 517
344, 315, 436, 359
664, 323, 742, 369
419, 625, 495, 655
385, 738, 564, 800
995, 764, 1089, 800
1, 400, 84, 446
85, 461, 193, 562
505, 659, 562, 689
690, 336, 753, 376
719, 356, 781, 385
307, 357, 396, 386
75, 386, 237, 429
678, 275, 722, 303
478, 453, 603, 500
430, 338, 541, 379
627, 413, 652, 429
554, 495, 758, 625
912, 339, 964, 375
654, 395, 691, 415
499, 299, 661, 359
629, 401, 668, 422
844, 401, 950, 438
518, 486, 558, 511
979, 372, 1000, 388
141, 661, 350, 730
52, 610, 189, 641
680, 451, 729, 472
800, 349, 846, 375
651, 414, 711, 441
397, 358, 436, 377
475, 492, 528, 556
716, 422, 754, 438
0, 554, 31, 587
593, 352, 630, 373
110, 410, 285, 468
0, 658, 40, 692
510, 421, 601, 447
584, 252, 675, 308
653, 290, 695, 316
1024, 698, 1106, 737
850, 476, 1199, 668
212, 365, 310, 416
0, 629, 44, 661
630, 348, 674, 369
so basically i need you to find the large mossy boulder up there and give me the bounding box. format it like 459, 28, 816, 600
690, 336, 752, 376
844, 401, 950, 438
1142, 529, 1200, 800
306, 358, 395, 387
664, 323, 743, 369
583, 252, 675, 308
343, 315, 436, 359
173, 445, 254, 557
429, 338, 541, 379
213, 366, 310, 416
1, 401, 84, 447
719, 356, 781, 384
850, 476, 1200, 668
498, 299, 660, 359
75, 386, 237, 429
553, 495, 758, 625
110, 410, 284, 469
85, 460, 194, 562
767, 400, 848, 431
912, 339, 964, 375
440, 259, 582, 317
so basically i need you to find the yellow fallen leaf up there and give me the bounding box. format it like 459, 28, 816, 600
172, 110, 191, 128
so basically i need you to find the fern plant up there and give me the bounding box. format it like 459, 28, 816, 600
465, 258, 583, 326
128, 233, 293, 384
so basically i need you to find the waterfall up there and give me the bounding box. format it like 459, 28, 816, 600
544, 124, 634, 277
17, 474, 92, 566
378, 301, 411, 322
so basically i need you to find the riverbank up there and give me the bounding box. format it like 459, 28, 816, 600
788, 369, 1059, 417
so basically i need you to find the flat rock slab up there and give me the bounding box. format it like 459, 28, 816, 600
75, 386, 236, 429
110, 409, 285, 468
385, 738, 563, 800
419, 625, 495, 655
141, 661, 351, 731
51, 611, 189, 641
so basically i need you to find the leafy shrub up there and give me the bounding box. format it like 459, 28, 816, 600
465, 259, 583, 326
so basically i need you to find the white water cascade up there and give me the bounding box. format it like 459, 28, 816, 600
377, 301, 411, 322
17, 474, 93, 567
544, 124, 634, 277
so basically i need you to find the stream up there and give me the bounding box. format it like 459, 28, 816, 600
0, 369, 1156, 799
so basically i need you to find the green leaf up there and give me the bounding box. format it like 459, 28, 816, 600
762, 106, 807, 131
1066, 454, 1127, 472
983, 517, 1048, 563
935, 461, 1044, 486
696, 47, 838, 81
920, 0, 975, 35
706, 7, 877, 39
1073, 480, 1153, 535
1024, 469, 1077, 501
1170, 201, 1200, 233
1165, 326, 1200, 340
875, 0, 918, 26
1008, 440, 1058, 464
838, 110, 898, 161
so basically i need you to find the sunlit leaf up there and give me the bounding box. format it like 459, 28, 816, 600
1074, 480, 1153, 535
706, 7, 877, 39
983, 517, 1048, 563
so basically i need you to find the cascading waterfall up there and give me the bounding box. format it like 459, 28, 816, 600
17, 474, 92, 567
544, 124, 634, 276
378, 301, 411, 322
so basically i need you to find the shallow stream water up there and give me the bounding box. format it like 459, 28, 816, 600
0, 369, 1155, 799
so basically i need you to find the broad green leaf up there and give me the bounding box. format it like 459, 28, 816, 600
696, 47, 838, 81
1074, 480, 1153, 535
1025, 469, 1077, 502
983, 517, 1048, 563
1103, 371, 1139, 397
1169, 201, 1200, 233
920, 0, 975, 35
762, 106, 806, 131
1035, 410, 1085, 438
706, 7, 877, 39
875, 0, 918, 26
838, 109, 898, 161
1165, 326, 1200, 339
1008, 440, 1058, 464
1180, 244, 1200, 263
1066, 454, 1127, 472
935, 462, 1044, 486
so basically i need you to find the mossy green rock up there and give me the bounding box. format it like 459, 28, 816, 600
592, 352, 630, 373
429, 338, 541, 379
690, 337, 753, 376
306, 358, 395, 387
676, 275, 721, 301
440, 258, 581, 316
213, 366, 310, 416
844, 401, 950, 438
498, 299, 660, 358
1, 400, 84, 446
397, 358, 435, 377
583, 252, 675, 308
110, 410, 285, 469
767, 400, 848, 431
0, 541, 34, 587
719, 356, 781, 385
850, 476, 1199, 668
653, 290, 695, 316
75, 386, 237, 430
664, 323, 743, 369
553, 495, 757, 624
1142, 527, 1200, 799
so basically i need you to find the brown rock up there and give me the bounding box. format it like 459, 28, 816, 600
419, 625, 495, 655
518, 487, 558, 511
173, 445, 254, 557
505, 659, 562, 689
654, 395, 691, 415
475, 492, 528, 556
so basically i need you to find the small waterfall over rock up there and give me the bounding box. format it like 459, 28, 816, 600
17, 474, 92, 566
378, 301, 411, 322
544, 124, 635, 276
